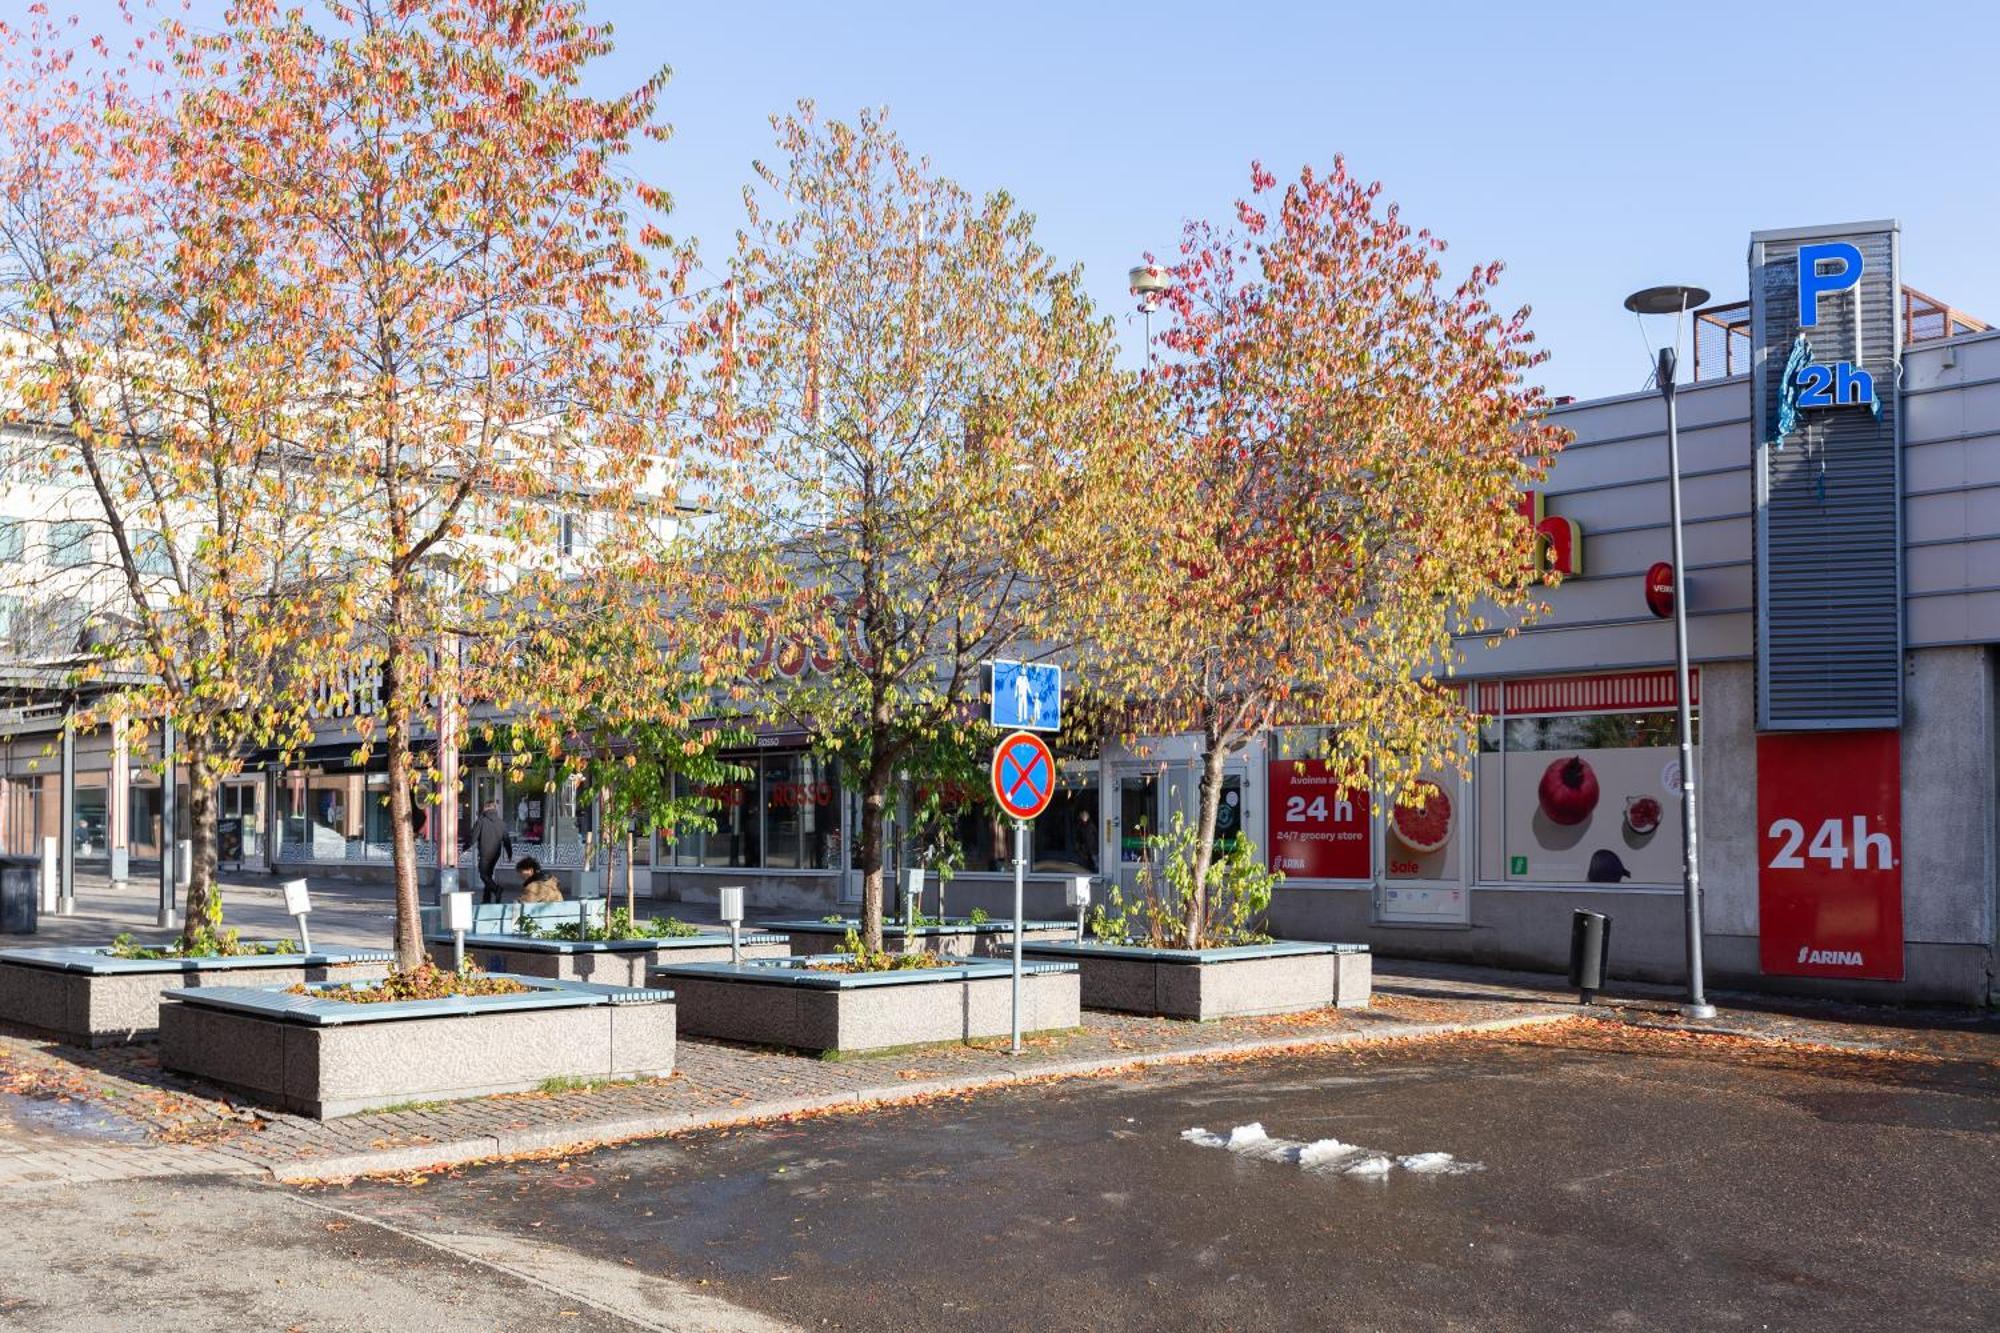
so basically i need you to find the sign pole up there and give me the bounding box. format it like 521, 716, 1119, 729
1012, 818, 1026, 1055
991, 728, 1057, 1058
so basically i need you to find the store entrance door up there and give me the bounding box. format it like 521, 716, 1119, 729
1108, 765, 1165, 899
1377, 769, 1471, 925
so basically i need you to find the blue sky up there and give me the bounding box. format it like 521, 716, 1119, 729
188, 0, 2000, 400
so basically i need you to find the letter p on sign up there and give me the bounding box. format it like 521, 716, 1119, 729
1797, 242, 1864, 327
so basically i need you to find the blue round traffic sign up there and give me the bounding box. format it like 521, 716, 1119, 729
992, 731, 1056, 820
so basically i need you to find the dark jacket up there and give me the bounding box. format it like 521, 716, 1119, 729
466, 811, 513, 868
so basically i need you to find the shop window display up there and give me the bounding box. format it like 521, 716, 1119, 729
1477, 711, 1693, 886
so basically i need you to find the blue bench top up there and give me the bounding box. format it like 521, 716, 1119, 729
424, 930, 789, 955
164, 974, 673, 1025
0, 945, 393, 976
1019, 939, 1369, 964
651, 954, 1079, 991
759, 918, 1076, 936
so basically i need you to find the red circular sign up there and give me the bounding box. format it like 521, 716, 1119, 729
991, 731, 1057, 821
1645, 561, 1675, 619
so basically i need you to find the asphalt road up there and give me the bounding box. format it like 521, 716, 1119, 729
306, 1023, 2000, 1331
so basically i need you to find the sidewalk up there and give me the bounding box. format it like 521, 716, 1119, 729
4, 954, 1994, 1191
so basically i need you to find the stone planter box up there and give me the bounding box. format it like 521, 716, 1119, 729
159, 976, 675, 1118
758, 918, 1079, 960
653, 955, 1080, 1055
0, 945, 394, 1047
425, 931, 792, 987
1019, 940, 1371, 1019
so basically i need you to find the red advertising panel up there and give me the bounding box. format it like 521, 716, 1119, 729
1757, 731, 1902, 980
1266, 759, 1370, 880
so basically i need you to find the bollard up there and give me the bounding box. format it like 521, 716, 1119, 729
718, 885, 745, 965
1569, 909, 1611, 1004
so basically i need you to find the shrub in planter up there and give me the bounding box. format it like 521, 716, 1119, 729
1089, 814, 1281, 950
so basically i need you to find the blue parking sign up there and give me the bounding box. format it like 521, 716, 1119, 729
991, 659, 1061, 733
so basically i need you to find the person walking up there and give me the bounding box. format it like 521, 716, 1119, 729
465, 801, 513, 904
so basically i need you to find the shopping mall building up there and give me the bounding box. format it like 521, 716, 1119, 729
5, 218, 1997, 1005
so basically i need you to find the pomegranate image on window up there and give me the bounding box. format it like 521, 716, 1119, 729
1537, 756, 1600, 825
1624, 796, 1663, 836
1390, 781, 1453, 853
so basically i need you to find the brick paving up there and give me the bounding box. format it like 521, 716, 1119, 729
0, 974, 1564, 1187
4, 958, 1991, 1191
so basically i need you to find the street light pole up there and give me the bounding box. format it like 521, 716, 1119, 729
1129, 263, 1169, 370
1625, 284, 1715, 1021
1658, 344, 1715, 1021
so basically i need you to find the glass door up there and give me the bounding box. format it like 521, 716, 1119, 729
1378, 768, 1471, 924
1108, 766, 1164, 899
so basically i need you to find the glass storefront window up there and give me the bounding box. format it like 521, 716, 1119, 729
1035, 767, 1099, 874
698, 769, 758, 868
1477, 709, 1694, 886
669, 751, 840, 872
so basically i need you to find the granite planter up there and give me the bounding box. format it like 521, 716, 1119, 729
653, 955, 1081, 1055
159, 976, 675, 1118
1018, 940, 1371, 1019
425, 931, 792, 987
759, 917, 1078, 960
0, 944, 393, 1047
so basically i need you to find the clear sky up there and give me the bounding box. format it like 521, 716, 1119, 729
184, 0, 2000, 401
578, 0, 2000, 399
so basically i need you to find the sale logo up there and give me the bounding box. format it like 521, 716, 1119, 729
1757, 731, 1903, 980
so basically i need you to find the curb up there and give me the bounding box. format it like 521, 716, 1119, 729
265, 1009, 1573, 1183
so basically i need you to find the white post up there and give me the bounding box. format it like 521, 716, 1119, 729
1011, 819, 1027, 1055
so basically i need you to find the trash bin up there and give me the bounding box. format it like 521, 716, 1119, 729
1568, 909, 1610, 1004
0, 853, 39, 935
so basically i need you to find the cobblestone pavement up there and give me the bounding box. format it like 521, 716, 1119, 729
4, 958, 1992, 1192
0, 973, 1564, 1187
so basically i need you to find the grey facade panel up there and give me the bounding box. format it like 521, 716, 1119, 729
1752, 223, 1904, 728
1900, 332, 2000, 646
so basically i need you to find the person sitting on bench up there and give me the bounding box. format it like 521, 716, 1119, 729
516, 856, 564, 903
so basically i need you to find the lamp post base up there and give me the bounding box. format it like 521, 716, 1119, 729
1681, 1001, 1718, 1021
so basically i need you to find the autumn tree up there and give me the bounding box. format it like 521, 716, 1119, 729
0, 6, 346, 946
175, 0, 692, 969
492, 578, 752, 923
1080, 159, 1564, 947
699, 106, 1136, 951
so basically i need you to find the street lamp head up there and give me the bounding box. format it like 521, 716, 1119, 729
1623, 284, 1711, 316
1129, 262, 1170, 314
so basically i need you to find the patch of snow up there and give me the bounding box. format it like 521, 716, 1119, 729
1397, 1152, 1482, 1175
1226, 1123, 1268, 1148
1298, 1139, 1364, 1171
1180, 1127, 1225, 1148
1342, 1155, 1394, 1177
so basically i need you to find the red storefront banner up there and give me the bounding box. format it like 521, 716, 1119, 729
1266, 759, 1370, 880
1757, 731, 1903, 980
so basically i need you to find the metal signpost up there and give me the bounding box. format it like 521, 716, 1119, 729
992, 729, 1057, 1054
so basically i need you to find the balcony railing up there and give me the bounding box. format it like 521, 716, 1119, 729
1690, 286, 1989, 382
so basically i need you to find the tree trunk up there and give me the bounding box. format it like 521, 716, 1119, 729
859, 753, 891, 952
178, 744, 221, 950
383, 614, 424, 971
1187, 739, 1229, 949
624, 823, 635, 920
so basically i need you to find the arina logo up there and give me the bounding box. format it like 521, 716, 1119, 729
1796, 945, 1865, 966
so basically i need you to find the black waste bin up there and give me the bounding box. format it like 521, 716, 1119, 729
1568, 909, 1610, 1004
0, 853, 39, 935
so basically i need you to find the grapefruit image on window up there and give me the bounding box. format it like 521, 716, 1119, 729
1390, 781, 1453, 853
1537, 756, 1600, 825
